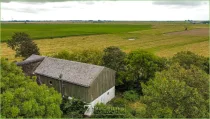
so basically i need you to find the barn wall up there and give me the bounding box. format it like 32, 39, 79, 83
87, 68, 115, 102
62, 81, 89, 102
38, 75, 60, 92
90, 86, 115, 106
20, 61, 42, 76
37, 75, 89, 102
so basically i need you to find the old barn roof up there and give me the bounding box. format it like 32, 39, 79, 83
34, 57, 105, 87
16, 54, 45, 66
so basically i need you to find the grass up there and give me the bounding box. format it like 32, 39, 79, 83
1, 23, 151, 42
1, 22, 208, 61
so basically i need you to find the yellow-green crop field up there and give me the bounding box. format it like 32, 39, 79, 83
1, 21, 209, 61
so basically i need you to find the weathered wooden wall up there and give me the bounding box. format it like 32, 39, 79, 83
21, 61, 42, 76
37, 67, 115, 103
62, 81, 89, 102
87, 68, 115, 102
38, 75, 60, 91
37, 74, 89, 102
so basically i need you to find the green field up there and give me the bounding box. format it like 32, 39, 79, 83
1, 22, 208, 61
1, 23, 151, 42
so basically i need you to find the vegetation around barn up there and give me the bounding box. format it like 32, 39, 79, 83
1, 21, 209, 118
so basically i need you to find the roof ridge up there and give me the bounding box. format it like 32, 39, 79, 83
45, 56, 105, 68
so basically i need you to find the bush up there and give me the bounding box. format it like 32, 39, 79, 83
52, 49, 103, 65
111, 97, 127, 107
93, 103, 131, 118
123, 90, 139, 102
128, 102, 146, 118
60, 97, 87, 118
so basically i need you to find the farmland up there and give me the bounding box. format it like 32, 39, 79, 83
1, 23, 152, 42
1, 22, 209, 61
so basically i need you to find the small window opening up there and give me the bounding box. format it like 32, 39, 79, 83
49, 81, 53, 85
107, 92, 109, 95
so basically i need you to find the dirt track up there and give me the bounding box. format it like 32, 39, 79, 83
167, 28, 209, 36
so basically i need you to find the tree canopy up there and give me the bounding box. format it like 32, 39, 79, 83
0, 58, 62, 118
118, 50, 167, 92
102, 46, 126, 71
102, 46, 126, 86
7, 32, 40, 59
141, 64, 209, 118
172, 51, 209, 73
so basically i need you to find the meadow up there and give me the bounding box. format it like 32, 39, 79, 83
1, 22, 209, 61
1, 23, 151, 42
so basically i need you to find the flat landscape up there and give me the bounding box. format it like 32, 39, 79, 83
1, 1, 209, 118
1, 22, 209, 61
1, 23, 152, 41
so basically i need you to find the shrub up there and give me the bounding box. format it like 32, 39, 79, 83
123, 90, 139, 102
93, 103, 130, 118
127, 102, 146, 118
60, 97, 87, 118
52, 49, 103, 65
111, 97, 127, 107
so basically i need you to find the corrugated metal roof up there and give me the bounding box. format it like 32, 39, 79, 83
16, 54, 45, 66
34, 57, 105, 87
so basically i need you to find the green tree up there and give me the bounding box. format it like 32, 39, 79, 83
141, 64, 209, 118
0, 58, 62, 118
102, 46, 126, 86
121, 50, 166, 91
172, 51, 209, 73
156, 64, 209, 100
7, 32, 40, 59
102, 46, 126, 71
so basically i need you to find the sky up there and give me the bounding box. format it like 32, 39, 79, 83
1, 0, 209, 21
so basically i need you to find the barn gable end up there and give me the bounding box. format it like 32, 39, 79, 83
16, 54, 45, 76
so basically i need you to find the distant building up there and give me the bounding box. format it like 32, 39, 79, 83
17, 54, 116, 115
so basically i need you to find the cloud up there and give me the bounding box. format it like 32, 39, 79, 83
152, 1, 207, 7
53, 5, 72, 8
0, 0, 102, 3
16, 8, 47, 13
1, 2, 51, 14
1, 0, 69, 2
3, 7, 49, 13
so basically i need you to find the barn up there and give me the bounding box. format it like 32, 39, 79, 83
17, 54, 116, 108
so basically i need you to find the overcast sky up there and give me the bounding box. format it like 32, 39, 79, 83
1, 0, 209, 21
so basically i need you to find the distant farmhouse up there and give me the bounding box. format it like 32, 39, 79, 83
17, 55, 116, 110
